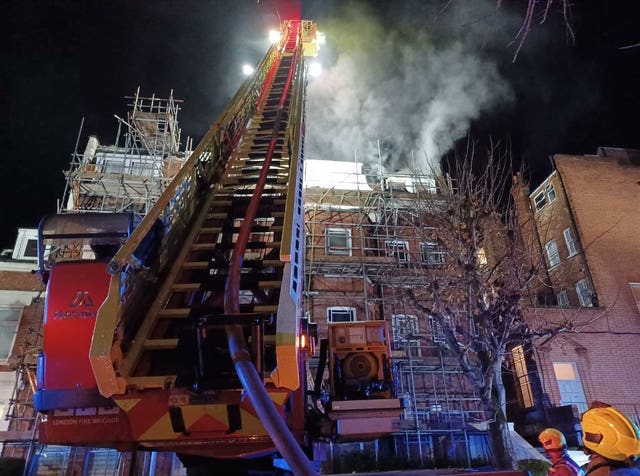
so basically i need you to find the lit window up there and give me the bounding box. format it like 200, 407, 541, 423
552, 362, 588, 412
575, 279, 593, 307
386, 240, 409, 263
325, 228, 352, 256
512, 345, 534, 408
556, 290, 569, 307
327, 307, 356, 323
544, 240, 560, 268
477, 248, 488, 266
563, 228, 577, 257
420, 242, 445, 267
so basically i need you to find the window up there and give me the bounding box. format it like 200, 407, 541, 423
546, 183, 557, 202
420, 242, 445, 267
511, 345, 534, 408
556, 290, 570, 307
11, 228, 38, 261
544, 240, 560, 268
575, 279, 594, 307
325, 228, 352, 256
563, 228, 577, 257
477, 247, 488, 266
533, 183, 557, 211
0, 306, 22, 361
534, 192, 547, 210
327, 307, 356, 323
429, 315, 450, 344
553, 362, 587, 413
391, 314, 421, 357
630, 283, 640, 313
385, 240, 409, 263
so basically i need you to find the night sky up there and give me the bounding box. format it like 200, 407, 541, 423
2, 0, 639, 249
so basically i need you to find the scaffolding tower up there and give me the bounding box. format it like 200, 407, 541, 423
303, 160, 490, 467
60, 88, 192, 215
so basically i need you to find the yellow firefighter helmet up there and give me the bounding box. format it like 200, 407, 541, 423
539, 428, 567, 450
581, 405, 640, 461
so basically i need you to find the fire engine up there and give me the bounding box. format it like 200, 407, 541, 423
33, 15, 402, 475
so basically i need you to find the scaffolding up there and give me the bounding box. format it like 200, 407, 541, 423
303, 160, 490, 467
1, 302, 43, 468
59, 88, 192, 215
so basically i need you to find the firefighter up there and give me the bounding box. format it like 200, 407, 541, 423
581, 402, 640, 476
538, 428, 584, 476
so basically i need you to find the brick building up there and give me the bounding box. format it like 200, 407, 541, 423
511, 148, 640, 438
303, 160, 492, 467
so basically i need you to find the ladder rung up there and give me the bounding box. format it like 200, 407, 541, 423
181, 259, 283, 270
258, 281, 281, 289
143, 338, 179, 350
157, 308, 191, 318
254, 304, 278, 313
191, 241, 282, 251
199, 227, 223, 234
211, 200, 233, 206
206, 212, 228, 219
171, 283, 200, 292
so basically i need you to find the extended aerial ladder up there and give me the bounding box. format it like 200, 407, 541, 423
35, 19, 318, 475
33, 11, 405, 474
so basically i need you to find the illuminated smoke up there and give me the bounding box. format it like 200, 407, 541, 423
305, 1, 514, 173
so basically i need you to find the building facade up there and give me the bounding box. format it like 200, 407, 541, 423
303, 160, 491, 468
512, 149, 640, 440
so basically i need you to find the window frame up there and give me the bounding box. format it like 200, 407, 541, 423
630, 283, 640, 313
11, 228, 38, 261
556, 290, 570, 307
544, 239, 561, 268
511, 345, 534, 409
545, 183, 557, 203
385, 240, 410, 263
325, 228, 352, 256
563, 228, 577, 257
391, 314, 421, 357
420, 241, 445, 267
575, 279, 593, 307
327, 306, 356, 323
0, 305, 23, 362
428, 315, 451, 344
533, 183, 557, 211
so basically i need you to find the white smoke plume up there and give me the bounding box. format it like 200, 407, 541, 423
305, 1, 515, 174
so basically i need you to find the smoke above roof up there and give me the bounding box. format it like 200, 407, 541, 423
305, 0, 515, 174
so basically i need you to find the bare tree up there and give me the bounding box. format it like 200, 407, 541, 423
508, 0, 574, 61
399, 140, 564, 469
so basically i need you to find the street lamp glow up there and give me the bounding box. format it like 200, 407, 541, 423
242, 64, 255, 76
308, 61, 322, 78
269, 29, 281, 44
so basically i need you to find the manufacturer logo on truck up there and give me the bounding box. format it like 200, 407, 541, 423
53, 291, 97, 320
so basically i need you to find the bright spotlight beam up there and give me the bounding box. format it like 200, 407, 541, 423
242, 64, 255, 76
308, 61, 322, 78
269, 29, 281, 44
